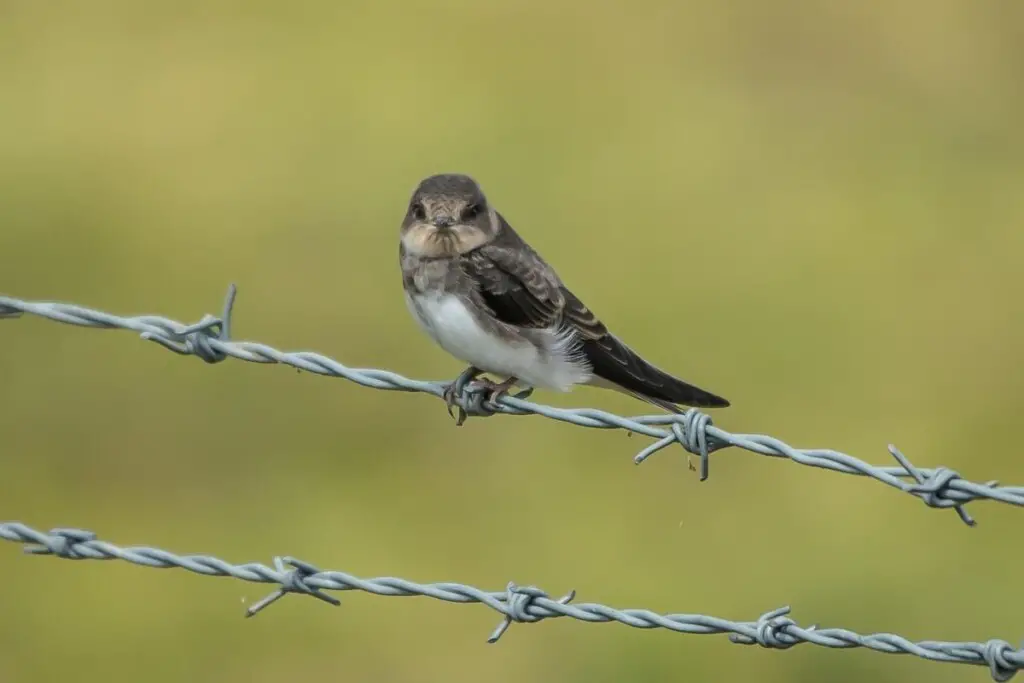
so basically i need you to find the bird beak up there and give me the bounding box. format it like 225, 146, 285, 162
432, 216, 455, 229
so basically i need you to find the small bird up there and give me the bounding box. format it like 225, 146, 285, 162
399, 173, 729, 423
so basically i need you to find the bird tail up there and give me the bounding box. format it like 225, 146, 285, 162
583, 335, 730, 410
632, 379, 730, 412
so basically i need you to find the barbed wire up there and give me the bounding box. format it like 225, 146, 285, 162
2, 285, 1022, 526
1, 522, 1020, 680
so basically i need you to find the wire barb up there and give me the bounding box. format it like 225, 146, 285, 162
487, 582, 576, 643
633, 408, 724, 481
2, 287, 1023, 523
727, 606, 813, 649
139, 283, 237, 363
245, 556, 342, 617
887, 445, 975, 526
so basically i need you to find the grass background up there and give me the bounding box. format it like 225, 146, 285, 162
2, 2, 1023, 682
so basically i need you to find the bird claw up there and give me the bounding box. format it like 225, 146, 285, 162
482, 380, 515, 407
441, 371, 518, 426
442, 382, 469, 426
443, 366, 485, 427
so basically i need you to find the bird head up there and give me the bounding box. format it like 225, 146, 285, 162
400, 173, 498, 258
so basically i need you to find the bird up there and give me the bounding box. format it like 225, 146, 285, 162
398, 173, 729, 425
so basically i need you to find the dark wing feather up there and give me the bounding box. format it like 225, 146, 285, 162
462, 214, 729, 409
558, 278, 731, 409
460, 217, 565, 329
580, 329, 730, 409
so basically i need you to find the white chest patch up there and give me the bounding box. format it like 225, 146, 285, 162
404, 292, 592, 391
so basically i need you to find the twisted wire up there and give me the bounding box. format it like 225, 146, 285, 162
1, 522, 1020, 681
2, 286, 1021, 526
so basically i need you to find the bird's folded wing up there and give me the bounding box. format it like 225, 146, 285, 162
462, 239, 563, 329
461, 230, 609, 345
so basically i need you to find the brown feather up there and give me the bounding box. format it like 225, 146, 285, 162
459, 213, 729, 410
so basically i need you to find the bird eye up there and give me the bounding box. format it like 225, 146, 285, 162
462, 203, 481, 221
411, 202, 426, 221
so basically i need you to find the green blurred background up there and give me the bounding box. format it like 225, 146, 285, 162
2, 1, 1023, 682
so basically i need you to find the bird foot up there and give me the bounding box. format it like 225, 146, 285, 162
481, 376, 518, 407
441, 371, 518, 426
443, 366, 484, 426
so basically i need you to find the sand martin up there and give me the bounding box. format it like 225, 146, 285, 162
399, 173, 730, 423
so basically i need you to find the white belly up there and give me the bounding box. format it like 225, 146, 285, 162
405, 292, 591, 391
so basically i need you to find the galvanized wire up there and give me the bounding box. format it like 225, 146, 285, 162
2, 285, 1021, 526
1, 521, 1020, 680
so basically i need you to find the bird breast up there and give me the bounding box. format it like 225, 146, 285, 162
404, 291, 591, 391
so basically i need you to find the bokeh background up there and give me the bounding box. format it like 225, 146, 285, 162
2, 2, 1023, 682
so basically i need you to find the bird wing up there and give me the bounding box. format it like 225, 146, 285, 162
460, 215, 607, 340
460, 217, 568, 331
462, 214, 729, 408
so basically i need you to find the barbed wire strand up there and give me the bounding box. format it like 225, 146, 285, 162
0, 522, 1020, 681
2, 285, 1021, 526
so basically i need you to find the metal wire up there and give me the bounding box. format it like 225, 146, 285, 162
4, 287, 1022, 678
2, 285, 1019, 525
2, 285, 1020, 526
1, 522, 1020, 680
